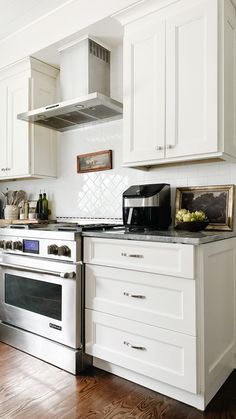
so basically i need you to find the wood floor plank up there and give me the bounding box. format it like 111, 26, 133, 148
0, 342, 236, 418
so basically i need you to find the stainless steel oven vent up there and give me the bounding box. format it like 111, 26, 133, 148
17, 37, 122, 132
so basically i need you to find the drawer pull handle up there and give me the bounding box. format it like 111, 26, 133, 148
123, 292, 146, 299
121, 252, 144, 258
123, 341, 146, 351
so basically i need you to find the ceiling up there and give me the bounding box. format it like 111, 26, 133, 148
0, 0, 123, 66
0, 0, 71, 42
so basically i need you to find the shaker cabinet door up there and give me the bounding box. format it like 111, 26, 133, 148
165, 0, 218, 158
123, 14, 165, 164
0, 81, 8, 175
7, 74, 30, 177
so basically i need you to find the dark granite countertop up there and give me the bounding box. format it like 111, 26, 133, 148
82, 227, 236, 245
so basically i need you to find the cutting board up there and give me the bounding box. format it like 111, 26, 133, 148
0, 219, 42, 226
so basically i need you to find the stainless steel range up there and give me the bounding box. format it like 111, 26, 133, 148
0, 226, 90, 374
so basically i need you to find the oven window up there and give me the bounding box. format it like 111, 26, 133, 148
5, 274, 62, 321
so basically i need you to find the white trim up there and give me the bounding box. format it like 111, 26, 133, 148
93, 357, 206, 410
0, 0, 77, 46
58, 35, 112, 53
113, 0, 180, 25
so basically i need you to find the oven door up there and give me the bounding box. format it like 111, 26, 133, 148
0, 254, 82, 349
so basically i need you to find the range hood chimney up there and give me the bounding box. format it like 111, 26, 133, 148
17, 37, 123, 132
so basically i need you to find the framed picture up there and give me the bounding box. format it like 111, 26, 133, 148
77, 150, 112, 173
175, 185, 235, 231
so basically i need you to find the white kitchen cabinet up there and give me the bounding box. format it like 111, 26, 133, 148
117, 0, 236, 167
0, 57, 58, 180
122, 15, 166, 162
83, 237, 194, 278
85, 264, 196, 334
84, 236, 236, 410
86, 309, 197, 393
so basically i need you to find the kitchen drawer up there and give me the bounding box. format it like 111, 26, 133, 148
85, 264, 196, 335
85, 309, 197, 393
83, 238, 194, 278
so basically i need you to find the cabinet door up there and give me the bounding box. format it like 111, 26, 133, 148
84, 237, 194, 278
30, 72, 57, 177
123, 13, 165, 164
0, 81, 7, 175
7, 73, 30, 177
86, 309, 197, 393
165, 0, 218, 158
223, 0, 236, 157
85, 264, 196, 335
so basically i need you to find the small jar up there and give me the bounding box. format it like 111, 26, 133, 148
4, 205, 19, 220
29, 211, 36, 220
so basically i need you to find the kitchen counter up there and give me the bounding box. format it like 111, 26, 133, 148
82, 227, 236, 245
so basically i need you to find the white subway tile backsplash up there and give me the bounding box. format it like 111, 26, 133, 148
1, 120, 236, 224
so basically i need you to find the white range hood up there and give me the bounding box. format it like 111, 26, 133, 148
17, 37, 123, 132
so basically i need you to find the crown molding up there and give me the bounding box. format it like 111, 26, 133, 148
112, 0, 180, 25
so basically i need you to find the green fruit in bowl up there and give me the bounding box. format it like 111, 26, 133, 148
176, 209, 207, 223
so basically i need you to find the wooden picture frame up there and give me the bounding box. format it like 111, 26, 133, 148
175, 185, 235, 231
77, 150, 112, 173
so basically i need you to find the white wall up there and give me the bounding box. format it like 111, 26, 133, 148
1, 119, 235, 224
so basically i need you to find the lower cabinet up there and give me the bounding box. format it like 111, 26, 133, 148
86, 309, 197, 393
85, 264, 196, 335
84, 237, 236, 410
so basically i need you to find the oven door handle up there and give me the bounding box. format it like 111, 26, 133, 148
0, 263, 76, 279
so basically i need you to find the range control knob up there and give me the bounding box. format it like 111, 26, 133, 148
12, 241, 23, 251
47, 244, 59, 255
58, 246, 71, 257
0, 240, 5, 249
5, 241, 12, 249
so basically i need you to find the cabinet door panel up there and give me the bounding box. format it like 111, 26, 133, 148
166, 0, 217, 157
123, 15, 165, 163
7, 74, 29, 176
223, 0, 236, 156
0, 82, 7, 175
85, 264, 196, 335
84, 237, 194, 279
30, 73, 57, 177
86, 309, 197, 393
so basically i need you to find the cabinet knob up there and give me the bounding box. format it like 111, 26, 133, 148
166, 144, 174, 149
155, 146, 164, 150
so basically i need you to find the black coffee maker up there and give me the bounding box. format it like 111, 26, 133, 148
123, 184, 171, 230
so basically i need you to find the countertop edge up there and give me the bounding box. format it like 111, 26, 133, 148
82, 230, 236, 245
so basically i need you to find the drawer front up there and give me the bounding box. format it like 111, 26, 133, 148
85, 309, 197, 393
85, 265, 196, 335
83, 238, 194, 278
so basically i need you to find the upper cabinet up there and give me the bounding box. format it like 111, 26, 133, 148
0, 57, 59, 180
116, 0, 236, 167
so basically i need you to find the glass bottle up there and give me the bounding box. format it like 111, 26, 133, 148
36, 192, 43, 219
42, 192, 48, 220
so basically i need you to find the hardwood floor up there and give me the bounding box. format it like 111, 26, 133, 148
0, 342, 236, 418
